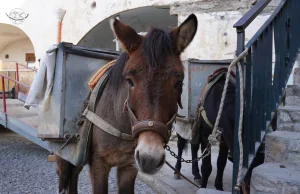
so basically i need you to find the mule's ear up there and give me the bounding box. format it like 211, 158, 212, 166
171, 14, 198, 54
110, 18, 142, 54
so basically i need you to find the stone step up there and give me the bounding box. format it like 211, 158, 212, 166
277, 105, 300, 132
285, 85, 300, 105
285, 85, 300, 97
293, 67, 300, 86
265, 131, 300, 165
285, 96, 300, 105
251, 163, 300, 194
197, 189, 230, 194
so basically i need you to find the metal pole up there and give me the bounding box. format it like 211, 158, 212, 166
6, 71, 9, 92
2, 76, 7, 113
16, 63, 20, 93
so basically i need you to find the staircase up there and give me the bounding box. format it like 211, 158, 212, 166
250, 67, 300, 194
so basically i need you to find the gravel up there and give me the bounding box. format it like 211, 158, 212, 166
0, 131, 155, 194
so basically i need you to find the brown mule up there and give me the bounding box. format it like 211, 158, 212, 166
55, 14, 198, 194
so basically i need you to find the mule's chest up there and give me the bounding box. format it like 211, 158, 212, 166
94, 148, 135, 167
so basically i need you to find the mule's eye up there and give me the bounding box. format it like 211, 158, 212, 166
174, 80, 183, 89
127, 78, 134, 87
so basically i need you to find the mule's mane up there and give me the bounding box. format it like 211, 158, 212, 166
142, 28, 173, 69
108, 52, 129, 95
107, 28, 174, 95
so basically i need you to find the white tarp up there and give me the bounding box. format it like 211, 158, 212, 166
24, 45, 57, 110
174, 120, 192, 140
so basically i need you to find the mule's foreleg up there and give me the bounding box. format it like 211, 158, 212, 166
191, 143, 201, 181
89, 156, 111, 194
200, 140, 212, 188
174, 133, 187, 179
214, 137, 228, 191
117, 164, 138, 194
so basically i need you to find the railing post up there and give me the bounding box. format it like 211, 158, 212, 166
16, 63, 20, 94
1, 76, 7, 113
232, 28, 245, 193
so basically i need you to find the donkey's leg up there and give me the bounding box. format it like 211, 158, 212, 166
174, 133, 186, 179
117, 164, 138, 194
56, 155, 72, 194
214, 137, 228, 191
191, 143, 201, 184
200, 140, 212, 188
89, 157, 111, 194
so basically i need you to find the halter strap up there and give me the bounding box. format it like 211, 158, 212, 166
126, 101, 176, 144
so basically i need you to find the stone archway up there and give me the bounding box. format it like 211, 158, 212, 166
0, 23, 36, 95
77, 6, 178, 51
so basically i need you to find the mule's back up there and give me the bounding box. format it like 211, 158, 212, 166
204, 75, 236, 151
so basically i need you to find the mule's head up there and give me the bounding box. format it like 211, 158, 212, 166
110, 14, 197, 174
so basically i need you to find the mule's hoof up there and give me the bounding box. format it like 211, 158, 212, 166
194, 178, 201, 185
214, 183, 224, 191
228, 155, 233, 162
216, 187, 224, 191
174, 173, 180, 180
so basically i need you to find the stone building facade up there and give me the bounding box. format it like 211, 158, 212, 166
1, 0, 280, 65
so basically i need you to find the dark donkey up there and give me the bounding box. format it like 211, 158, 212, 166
175, 68, 236, 191
55, 14, 198, 194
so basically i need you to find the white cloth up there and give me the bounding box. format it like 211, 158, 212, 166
174, 120, 192, 140
24, 45, 58, 110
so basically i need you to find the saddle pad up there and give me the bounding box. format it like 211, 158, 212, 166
88, 60, 116, 91
207, 67, 235, 83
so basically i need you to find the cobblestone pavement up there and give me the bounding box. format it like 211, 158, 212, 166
0, 131, 155, 194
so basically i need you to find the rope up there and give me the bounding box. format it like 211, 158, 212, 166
207, 48, 249, 189
235, 55, 246, 189
167, 48, 248, 189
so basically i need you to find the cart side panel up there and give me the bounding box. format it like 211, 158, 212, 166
37, 43, 119, 139
188, 59, 232, 119
177, 61, 189, 118
63, 54, 111, 136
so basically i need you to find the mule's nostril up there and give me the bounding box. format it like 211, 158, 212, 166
136, 150, 140, 163
156, 155, 165, 168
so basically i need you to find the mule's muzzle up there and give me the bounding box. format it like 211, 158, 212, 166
135, 148, 165, 174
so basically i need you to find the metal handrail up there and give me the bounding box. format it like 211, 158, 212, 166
232, 0, 296, 192
0, 74, 30, 89
0, 73, 30, 114
16, 63, 37, 72
233, 0, 272, 31
245, 0, 287, 48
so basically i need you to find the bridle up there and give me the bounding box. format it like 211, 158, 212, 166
125, 99, 177, 144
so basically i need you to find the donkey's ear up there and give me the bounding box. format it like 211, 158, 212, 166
110, 18, 142, 54
171, 14, 198, 54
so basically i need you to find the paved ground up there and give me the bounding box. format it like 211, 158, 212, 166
0, 128, 233, 194
138, 136, 233, 194
0, 131, 155, 194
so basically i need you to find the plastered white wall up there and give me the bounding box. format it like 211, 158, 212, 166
0, 39, 34, 62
